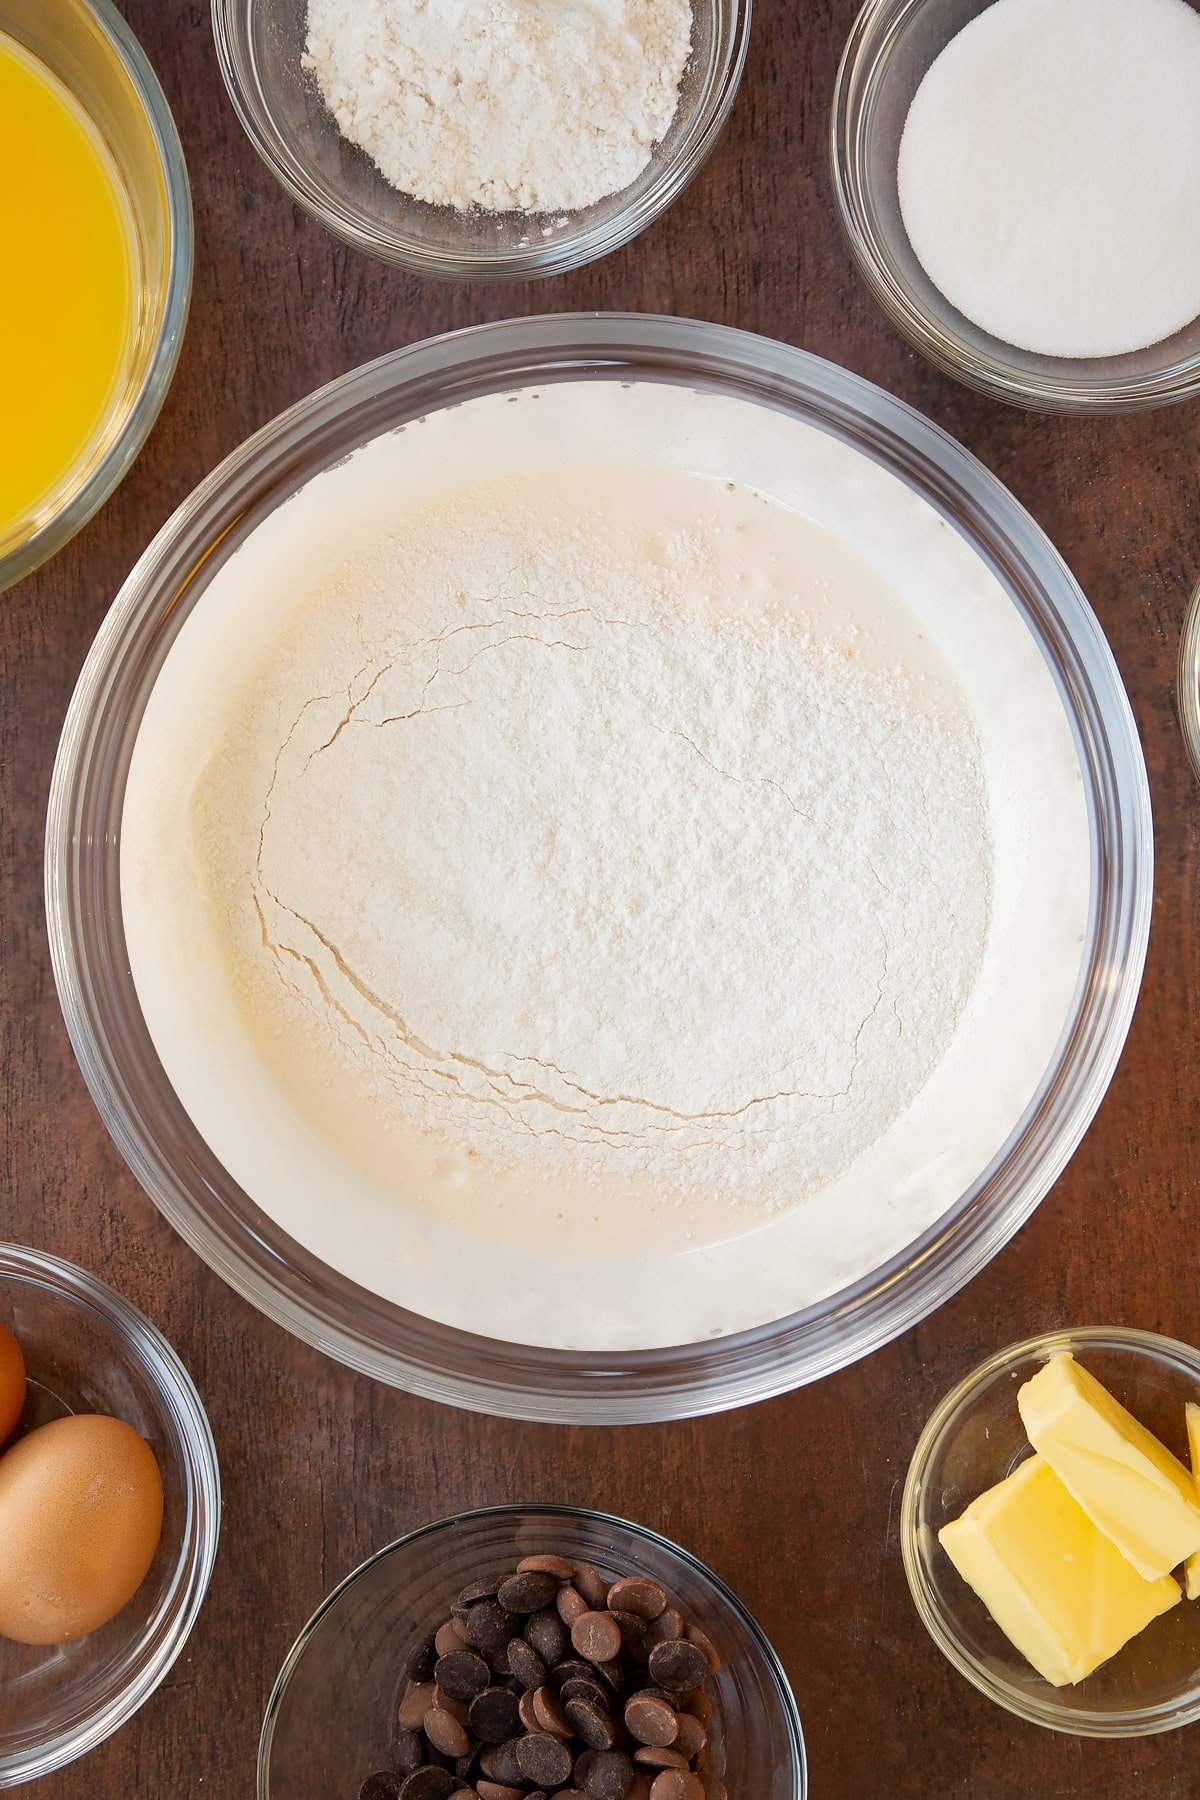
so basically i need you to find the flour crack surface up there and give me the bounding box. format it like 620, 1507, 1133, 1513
199, 471, 993, 1212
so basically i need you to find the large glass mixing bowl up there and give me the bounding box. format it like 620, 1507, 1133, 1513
45, 315, 1151, 1423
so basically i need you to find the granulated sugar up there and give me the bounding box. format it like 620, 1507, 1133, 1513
193, 467, 993, 1215
302, 0, 692, 213
898, 0, 1200, 358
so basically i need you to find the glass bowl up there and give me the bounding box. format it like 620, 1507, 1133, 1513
831, 0, 1200, 412
0, 0, 192, 591
902, 1327, 1200, 1736
210, 0, 750, 279
45, 313, 1151, 1423
1178, 578, 1200, 784
0, 1243, 220, 1786
258, 1504, 805, 1797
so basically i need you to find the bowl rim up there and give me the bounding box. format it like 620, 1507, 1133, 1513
1177, 579, 1200, 785
256, 1501, 807, 1797
0, 1241, 221, 1785
901, 1325, 1200, 1737
0, 0, 193, 593
830, 0, 1200, 415
44, 312, 1153, 1424
209, 0, 752, 280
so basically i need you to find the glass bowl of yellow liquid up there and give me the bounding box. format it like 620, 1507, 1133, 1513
0, 0, 191, 591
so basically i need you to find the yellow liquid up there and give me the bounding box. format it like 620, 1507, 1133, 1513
0, 32, 136, 549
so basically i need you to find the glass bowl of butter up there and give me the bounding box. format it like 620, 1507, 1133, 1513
903, 1327, 1200, 1735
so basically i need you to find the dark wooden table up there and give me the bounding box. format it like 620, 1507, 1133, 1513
5, 2, 1200, 1793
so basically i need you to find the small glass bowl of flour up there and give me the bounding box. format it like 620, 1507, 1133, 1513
833, 0, 1200, 411
211, 0, 751, 278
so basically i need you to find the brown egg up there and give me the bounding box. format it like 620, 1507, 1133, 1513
0, 1319, 24, 1445
0, 1413, 164, 1644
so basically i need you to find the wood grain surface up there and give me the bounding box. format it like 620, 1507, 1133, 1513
4, 1, 1200, 1793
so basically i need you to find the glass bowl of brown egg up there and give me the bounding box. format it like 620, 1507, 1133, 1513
0, 1243, 220, 1786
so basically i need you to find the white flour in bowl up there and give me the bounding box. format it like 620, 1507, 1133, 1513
194, 468, 990, 1224
122, 382, 1091, 1349
302, 0, 693, 213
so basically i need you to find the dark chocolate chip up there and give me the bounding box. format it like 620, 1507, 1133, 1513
646, 1641, 708, 1695
571, 1611, 623, 1665
455, 1577, 499, 1607
525, 1607, 569, 1666
608, 1609, 651, 1661
390, 1726, 426, 1777
506, 1635, 546, 1690
398, 1770, 457, 1800
397, 1683, 436, 1730
557, 1584, 589, 1627
517, 1731, 574, 1787
435, 1650, 491, 1701
585, 1749, 635, 1800
432, 1689, 469, 1724
629, 1692, 676, 1749
560, 1675, 610, 1709
465, 1600, 519, 1658
480, 1740, 524, 1783
517, 1553, 576, 1579
574, 1562, 610, 1609
403, 1631, 440, 1683
605, 1579, 667, 1622
468, 1686, 521, 1744
424, 1706, 471, 1758
673, 1714, 706, 1758
684, 1626, 721, 1675
360, 1775, 402, 1800
633, 1746, 688, 1769
531, 1682, 571, 1737
553, 1658, 602, 1691
475, 1783, 524, 1800
564, 1695, 616, 1751
645, 1608, 684, 1650
646, 1773, 703, 1800
497, 1568, 561, 1613
624, 1691, 678, 1748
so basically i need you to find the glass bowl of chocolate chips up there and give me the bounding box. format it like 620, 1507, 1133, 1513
258, 1505, 805, 1799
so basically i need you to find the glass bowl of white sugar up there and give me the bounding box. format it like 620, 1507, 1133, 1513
210, 0, 751, 279
46, 314, 1151, 1422
833, 0, 1200, 411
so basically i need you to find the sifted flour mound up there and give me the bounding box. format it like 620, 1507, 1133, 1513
302, 0, 693, 213
193, 467, 993, 1216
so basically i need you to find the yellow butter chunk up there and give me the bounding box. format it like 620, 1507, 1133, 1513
1185, 1403, 1200, 1602
939, 1454, 1180, 1686
1017, 1353, 1200, 1581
